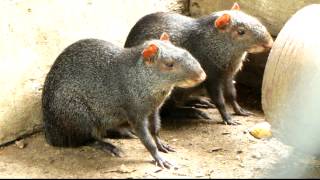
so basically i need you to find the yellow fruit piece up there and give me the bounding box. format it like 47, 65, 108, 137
249, 122, 272, 139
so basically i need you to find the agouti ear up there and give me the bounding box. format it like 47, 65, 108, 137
142, 44, 159, 64
215, 14, 231, 29
231, 2, 240, 10
160, 32, 170, 42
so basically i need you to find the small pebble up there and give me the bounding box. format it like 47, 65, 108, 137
15, 139, 26, 149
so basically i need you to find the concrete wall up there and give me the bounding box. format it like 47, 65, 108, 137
0, 0, 187, 145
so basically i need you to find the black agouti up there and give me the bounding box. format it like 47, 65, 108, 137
125, 3, 273, 125
42, 33, 206, 168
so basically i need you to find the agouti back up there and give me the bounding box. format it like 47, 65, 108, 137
125, 3, 273, 125
42, 33, 206, 168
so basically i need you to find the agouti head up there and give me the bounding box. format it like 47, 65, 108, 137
212, 3, 273, 53
141, 32, 206, 88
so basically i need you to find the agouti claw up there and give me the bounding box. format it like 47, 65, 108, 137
166, 145, 176, 152
158, 146, 169, 153
155, 156, 173, 169
156, 138, 175, 153
158, 143, 175, 153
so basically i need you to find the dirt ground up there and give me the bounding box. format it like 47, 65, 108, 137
0, 89, 319, 178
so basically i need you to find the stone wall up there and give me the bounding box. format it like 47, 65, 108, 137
0, 0, 188, 145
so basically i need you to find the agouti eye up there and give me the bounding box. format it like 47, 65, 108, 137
165, 62, 174, 68
237, 29, 246, 36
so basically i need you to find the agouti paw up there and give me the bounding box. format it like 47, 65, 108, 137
109, 147, 125, 157
154, 156, 174, 169
157, 142, 175, 153
94, 141, 124, 157
234, 108, 254, 116
184, 97, 215, 109
223, 119, 241, 125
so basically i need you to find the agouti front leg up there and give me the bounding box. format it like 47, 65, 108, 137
206, 78, 240, 125
149, 108, 175, 153
129, 114, 172, 169
224, 78, 253, 116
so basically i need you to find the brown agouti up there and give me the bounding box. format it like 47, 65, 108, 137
42, 33, 206, 168
125, 3, 273, 125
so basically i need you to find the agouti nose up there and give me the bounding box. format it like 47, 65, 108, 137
194, 70, 207, 83
263, 39, 274, 49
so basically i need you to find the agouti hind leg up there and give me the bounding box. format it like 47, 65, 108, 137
161, 106, 211, 120
91, 139, 124, 157
183, 96, 216, 109
91, 130, 124, 157
105, 127, 137, 139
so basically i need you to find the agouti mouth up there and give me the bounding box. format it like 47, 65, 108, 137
178, 80, 200, 88
247, 39, 274, 54
177, 72, 206, 88
197, 71, 207, 82
247, 46, 266, 54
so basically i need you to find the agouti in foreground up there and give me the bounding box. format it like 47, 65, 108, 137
125, 3, 273, 125
42, 33, 206, 168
